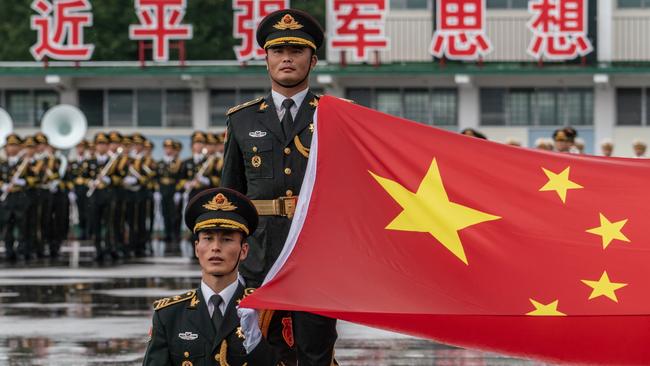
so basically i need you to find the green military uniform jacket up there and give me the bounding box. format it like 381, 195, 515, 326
220, 91, 318, 286
143, 283, 280, 366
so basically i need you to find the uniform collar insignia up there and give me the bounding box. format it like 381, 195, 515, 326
309, 123, 315, 133
259, 101, 269, 111
274, 14, 303, 30
203, 193, 237, 211
309, 98, 318, 108
248, 131, 267, 138
178, 332, 199, 341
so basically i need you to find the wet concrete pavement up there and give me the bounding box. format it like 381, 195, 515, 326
0, 245, 551, 366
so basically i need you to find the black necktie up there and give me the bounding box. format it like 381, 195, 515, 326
210, 295, 223, 332
281, 98, 295, 138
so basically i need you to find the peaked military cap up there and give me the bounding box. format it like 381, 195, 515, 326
23, 136, 36, 148
108, 131, 123, 143
185, 188, 258, 236
191, 131, 207, 144
163, 138, 175, 148
5, 133, 22, 146
77, 139, 88, 148
256, 9, 324, 51
131, 133, 145, 145
122, 135, 133, 145
206, 132, 218, 144
95, 132, 110, 144
173, 140, 182, 150
144, 139, 153, 149
34, 132, 49, 144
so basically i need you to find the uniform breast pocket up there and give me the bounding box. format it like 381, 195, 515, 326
243, 138, 273, 179
170, 340, 206, 366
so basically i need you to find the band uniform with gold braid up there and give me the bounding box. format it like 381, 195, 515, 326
252, 196, 298, 218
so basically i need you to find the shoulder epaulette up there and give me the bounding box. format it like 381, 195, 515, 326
227, 97, 265, 116
152, 289, 197, 311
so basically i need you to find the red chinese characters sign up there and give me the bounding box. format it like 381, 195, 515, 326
129, 0, 193, 62
431, 0, 491, 60
30, 0, 94, 61
527, 0, 593, 60
233, 0, 288, 62
328, 0, 390, 62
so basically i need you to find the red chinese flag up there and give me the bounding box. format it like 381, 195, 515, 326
241, 96, 650, 365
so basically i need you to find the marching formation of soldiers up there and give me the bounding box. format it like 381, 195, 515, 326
0, 130, 226, 263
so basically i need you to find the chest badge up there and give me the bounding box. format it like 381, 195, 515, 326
251, 155, 262, 168
178, 332, 199, 341
249, 131, 267, 138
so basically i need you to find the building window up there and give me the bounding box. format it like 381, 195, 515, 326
209, 89, 267, 127
390, 0, 429, 10
78, 89, 192, 127
486, 0, 529, 9
617, 0, 650, 8
480, 88, 593, 126
616, 88, 643, 126
3, 90, 58, 127
346, 87, 458, 126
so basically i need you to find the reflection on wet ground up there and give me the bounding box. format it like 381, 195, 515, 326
0, 243, 552, 366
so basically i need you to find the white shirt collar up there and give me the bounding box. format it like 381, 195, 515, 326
201, 275, 244, 316
271, 88, 309, 115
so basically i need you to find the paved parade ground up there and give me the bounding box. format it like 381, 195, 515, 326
0, 243, 549, 366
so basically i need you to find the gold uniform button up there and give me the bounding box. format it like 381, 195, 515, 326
286, 190, 293, 197
184, 351, 190, 358
252, 146, 258, 153
284, 168, 292, 175
215, 354, 220, 361
284, 147, 291, 155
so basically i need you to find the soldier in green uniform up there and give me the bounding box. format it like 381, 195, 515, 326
0, 134, 29, 262
143, 187, 290, 365
124, 133, 153, 257
67, 140, 90, 240
179, 131, 212, 200
221, 9, 337, 366
157, 139, 184, 247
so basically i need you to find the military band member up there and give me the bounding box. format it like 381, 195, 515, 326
0, 134, 30, 262
143, 139, 157, 249
109, 131, 129, 257
67, 140, 90, 240
221, 9, 337, 366
143, 188, 286, 365
86, 132, 121, 261
124, 133, 152, 257
157, 139, 184, 246
179, 131, 213, 200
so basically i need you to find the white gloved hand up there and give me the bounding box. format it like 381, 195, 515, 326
1, 183, 9, 192
173, 192, 182, 204
153, 191, 162, 202
237, 307, 262, 354
48, 180, 59, 193
184, 181, 193, 191
101, 176, 111, 185
123, 176, 138, 186
68, 191, 77, 202
13, 178, 26, 187
198, 176, 210, 186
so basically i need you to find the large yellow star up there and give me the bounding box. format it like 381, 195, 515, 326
539, 167, 583, 204
526, 299, 566, 316
581, 271, 628, 303
369, 158, 501, 265
585, 213, 630, 249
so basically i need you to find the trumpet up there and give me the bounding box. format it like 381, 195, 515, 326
87, 147, 123, 198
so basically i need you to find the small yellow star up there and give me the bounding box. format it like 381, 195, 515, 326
259, 101, 269, 111
586, 213, 630, 249
581, 271, 627, 303
526, 299, 566, 316
539, 167, 583, 204
370, 158, 501, 265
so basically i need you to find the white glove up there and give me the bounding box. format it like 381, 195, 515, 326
48, 180, 59, 193
123, 176, 138, 186
101, 176, 111, 185
13, 178, 26, 187
1, 183, 9, 192
173, 192, 182, 204
237, 307, 262, 354
198, 176, 210, 186
153, 191, 162, 202
184, 181, 193, 191
68, 191, 77, 202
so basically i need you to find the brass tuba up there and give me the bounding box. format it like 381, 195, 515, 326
41, 104, 88, 149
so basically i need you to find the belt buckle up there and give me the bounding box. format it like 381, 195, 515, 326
278, 196, 298, 218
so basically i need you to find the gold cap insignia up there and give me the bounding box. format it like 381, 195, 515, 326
203, 193, 237, 211
274, 14, 303, 30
